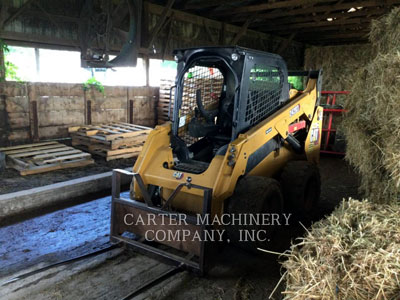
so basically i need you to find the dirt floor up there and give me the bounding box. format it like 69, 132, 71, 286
0, 156, 361, 300
0, 157, 136, 195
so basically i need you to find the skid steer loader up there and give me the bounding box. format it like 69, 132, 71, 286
110, 46, 323, 274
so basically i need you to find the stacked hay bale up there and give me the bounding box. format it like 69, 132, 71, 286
281, 199, 400, 299
342, 7, 400, 202
279, 9, 400, 299
304, 44, 373, 92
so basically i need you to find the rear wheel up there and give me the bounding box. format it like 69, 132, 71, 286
280, 160, 321, 220
226, 176, 283, 252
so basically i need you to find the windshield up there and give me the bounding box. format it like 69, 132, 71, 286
177, 64, 224, 146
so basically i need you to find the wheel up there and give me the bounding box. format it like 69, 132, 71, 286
280, 160, 321, 219
226, 176, 283, 251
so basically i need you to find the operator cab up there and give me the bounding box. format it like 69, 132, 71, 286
170, 47, 290, 174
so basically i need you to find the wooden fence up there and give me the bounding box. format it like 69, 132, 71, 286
0, 81, 159, 146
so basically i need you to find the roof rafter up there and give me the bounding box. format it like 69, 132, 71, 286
213, 0, 336, 16
260, 17, 371, 32
246, 7, 385, 26
214, 0, 400, 18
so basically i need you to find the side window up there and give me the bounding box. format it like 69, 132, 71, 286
244, 65, 284, 126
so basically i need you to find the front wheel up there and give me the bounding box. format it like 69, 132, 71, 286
280, 160, 321, 220
225, 176, 283, 252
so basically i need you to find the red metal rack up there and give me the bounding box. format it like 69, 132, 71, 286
320, 91, 350, 155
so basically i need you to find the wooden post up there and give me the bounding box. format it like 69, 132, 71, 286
26, 83, 39, 142
31, 101, 39, 142
145, 56, 150, 87
87, 100, 92, 125
0, 45, 5, 81
83, 90, 88, 125
35, 48, 40, 78
219, 22, 226, 45
129, 99, 134, 124
0, 151, 5, 170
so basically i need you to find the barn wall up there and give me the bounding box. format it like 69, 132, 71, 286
0, 82, 158, 146
304, 44, 374, 92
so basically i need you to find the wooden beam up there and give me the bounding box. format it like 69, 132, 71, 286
2, 0, 36, 28
261, 17, 372, 32
33, 1, 61, 30
312, 0, 345, 24
0, 30, 80, 48
231, 16, 255, 45
277, 32, 296, 54
248, 7, 385, 26
219, 22, 226, 45
298, 31, 369, 41
203, 19, 218, 44
0, 169, 132, 221
147, 0, 176, 48
274, 24, 370, 35
221, 0, 400, 18
185, 0, 232, 10
19, 9, 80, 23
0, 0, 10, 29
312, 39, 369, 46
112, 0, 129, 29
162, 14, 174, 60
213, 0, 335, 16
146, 2, 301, 48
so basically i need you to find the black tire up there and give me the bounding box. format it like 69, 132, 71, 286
280, 160, 321, 219
226, 176, 283, 251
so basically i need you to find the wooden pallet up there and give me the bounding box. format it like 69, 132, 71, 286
69, 122, 151, 160
158, 79, 175, 124
157, 78, 224, 124
0, 142, 94, 175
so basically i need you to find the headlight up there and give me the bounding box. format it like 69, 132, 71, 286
231, 53, 239, 61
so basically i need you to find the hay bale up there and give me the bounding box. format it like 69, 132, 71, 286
281, 199, 400, 300
370, 7, 400, 55
343, 7, 400, 202
304, 44, 373, 92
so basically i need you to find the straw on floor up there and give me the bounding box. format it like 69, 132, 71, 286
280, 198, 400, 300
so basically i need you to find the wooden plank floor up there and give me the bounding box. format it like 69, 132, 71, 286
0, 142, 94, 175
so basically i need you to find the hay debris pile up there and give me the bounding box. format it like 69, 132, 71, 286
281, 199, 400, 300
342, 7, 400, 202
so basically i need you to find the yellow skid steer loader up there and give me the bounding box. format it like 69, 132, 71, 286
110, 46, 323, 274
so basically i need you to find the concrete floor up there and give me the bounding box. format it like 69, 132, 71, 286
0, 156, 360, 300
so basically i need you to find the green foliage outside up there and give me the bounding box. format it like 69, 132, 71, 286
83, 77, 105, 94
0, 39, 21, 82
288, 76, 304, 90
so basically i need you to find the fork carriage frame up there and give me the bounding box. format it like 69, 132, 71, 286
110, 169, 213, 275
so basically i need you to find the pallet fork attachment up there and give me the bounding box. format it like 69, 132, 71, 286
110, 169, 212, 275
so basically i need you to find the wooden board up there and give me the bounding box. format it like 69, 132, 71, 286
0, 142, 94, 175
158, 80, 175, 125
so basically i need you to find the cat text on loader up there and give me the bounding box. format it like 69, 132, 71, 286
110, 47, 323, 274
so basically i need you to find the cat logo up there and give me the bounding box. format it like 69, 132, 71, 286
173, 171, 184, 179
